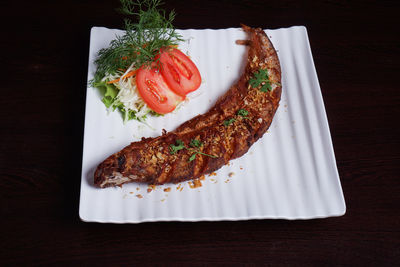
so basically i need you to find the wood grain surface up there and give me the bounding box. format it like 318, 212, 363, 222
1, 0, 399, 265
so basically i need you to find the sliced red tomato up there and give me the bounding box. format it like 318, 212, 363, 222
136, 65, 185, 114
157, 48, 201, 96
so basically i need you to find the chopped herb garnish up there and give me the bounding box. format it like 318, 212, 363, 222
237, 109, 249, 117
169, 139, 185, 154
223, 118, 236, 126
189, 153, 197, 162
189, 139, 203, 148
189, 149, 217, 162
170, 138, 217, 161
249, 68, 272, 92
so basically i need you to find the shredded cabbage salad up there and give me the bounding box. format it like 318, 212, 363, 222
90, 0, 184, 123
92, 62, 158, 123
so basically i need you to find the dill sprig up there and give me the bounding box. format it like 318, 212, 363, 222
92, 0, 183, 83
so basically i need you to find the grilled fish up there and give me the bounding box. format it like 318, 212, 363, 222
94, 25, 282, 188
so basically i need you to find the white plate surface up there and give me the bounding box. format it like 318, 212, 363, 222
79, 26, 346, 223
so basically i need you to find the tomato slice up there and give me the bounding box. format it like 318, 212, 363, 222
157, 48, 202, 96
136, 66, 185, 114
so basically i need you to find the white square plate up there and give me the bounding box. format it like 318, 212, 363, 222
79, 26, 346, 223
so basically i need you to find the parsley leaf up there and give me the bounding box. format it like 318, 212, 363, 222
237, 109, 249, 117
260, 81, 272, 92
170, 138, 217, 161
188, 149, 217, 162
189, 153, 197, 162
169, 139, 185, 154
189, 139, 203, 148
249, 68, 272, 92
223, 118, 236, 126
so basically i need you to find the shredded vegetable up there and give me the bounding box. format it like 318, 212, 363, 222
90, 0, 181, 123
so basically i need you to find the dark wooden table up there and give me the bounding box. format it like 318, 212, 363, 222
1, 0, 399, 265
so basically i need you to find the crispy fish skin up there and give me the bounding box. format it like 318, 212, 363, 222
94, 25, 282, 188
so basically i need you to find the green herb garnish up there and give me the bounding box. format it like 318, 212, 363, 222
189, 139, 203, 148
170, 139, 217, 162
223, 118, 236, 126
169, 139, 186, 154
189, 153, 197, 162
237, 109, 249, 117
188, 139, 207, 162
92, 0, 183, 83
249, 68, 272, 92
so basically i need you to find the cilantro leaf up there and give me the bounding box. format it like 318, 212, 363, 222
248, 78, 259, 88
189, 139, 203, 148
223, 118, 236, 126
249, 68, 272, 92
189, 153, 197, 162
169, 139, 185, 154
260, 81, 272, 92
169, 138, 217, 161
237, 109, 249, 117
